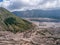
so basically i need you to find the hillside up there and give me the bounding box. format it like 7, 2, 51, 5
12, 9, 60, 19
0, 7, 34, 33
0, 7, 60, 45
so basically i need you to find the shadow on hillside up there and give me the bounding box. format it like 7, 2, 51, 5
4, 17, 20, 33
4, 17, 17, 26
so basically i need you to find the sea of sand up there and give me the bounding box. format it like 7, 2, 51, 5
24, 18, 60, 28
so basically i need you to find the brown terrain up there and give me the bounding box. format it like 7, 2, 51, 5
0, 25, 60, 45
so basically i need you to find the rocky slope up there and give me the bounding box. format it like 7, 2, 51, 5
0, 27, 60, 45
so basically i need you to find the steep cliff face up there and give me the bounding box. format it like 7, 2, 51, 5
0, 7, 34, 33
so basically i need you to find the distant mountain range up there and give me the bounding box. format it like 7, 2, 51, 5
12, 9, 60, 19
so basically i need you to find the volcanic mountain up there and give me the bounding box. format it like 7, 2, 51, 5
0, 7, 34, 33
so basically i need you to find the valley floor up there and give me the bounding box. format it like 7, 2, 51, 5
24, 18, 60, 28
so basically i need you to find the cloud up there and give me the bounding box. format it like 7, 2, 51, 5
0, 0, 60, 11
40, 0, 57, 10
0, 2, 2, 7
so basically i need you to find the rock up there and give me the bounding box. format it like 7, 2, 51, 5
0, 27, 60, 45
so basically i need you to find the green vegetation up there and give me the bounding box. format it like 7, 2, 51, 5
0, 7, 34, 33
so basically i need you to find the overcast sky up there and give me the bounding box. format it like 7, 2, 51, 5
0, 0, 60, 11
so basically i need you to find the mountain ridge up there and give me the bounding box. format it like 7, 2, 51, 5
12, 9, 60, 19
0, 7, 34, 33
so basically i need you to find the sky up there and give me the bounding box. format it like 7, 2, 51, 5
0, 0, 3, 2
0, 0, 60, 12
